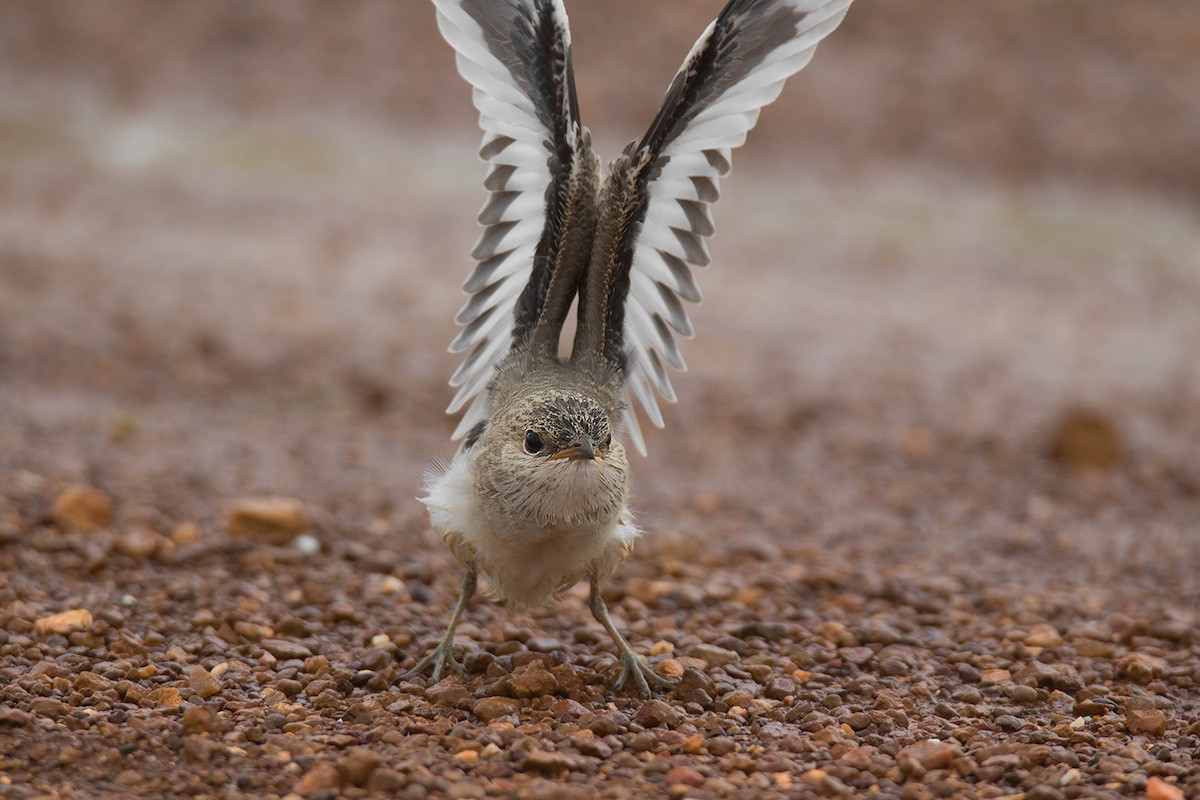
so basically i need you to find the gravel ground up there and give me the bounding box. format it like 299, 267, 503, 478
2, 3, 1200, 799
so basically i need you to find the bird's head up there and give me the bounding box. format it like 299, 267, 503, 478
473, 387, 629, 530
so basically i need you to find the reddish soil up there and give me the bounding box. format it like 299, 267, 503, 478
1, 2, 1198, 798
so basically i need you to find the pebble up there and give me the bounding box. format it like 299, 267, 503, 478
665, 765, 705, 787
113, 528, 163, 560
51, 484, 114, 532
34, 609, 93, 636
688, 643, 740, 667
897, 740, 958, 775
473, 696, 519, 722
1024, 624, 1064, 649
1117, 652, 1167, 684
181, 706, 220, 734
508, 666, 560, 698
979, 669, 1011, 684
1125, 709, 1166, 737
336, 747, 382, 786
634, 699, 682, 728
1009, 685, 1039, 704
526, 637, 561, 653
365, 768, 407, 794
583, 711, 629, 736
261, 639, 314, 660
521, 750, 588, 774
227, 496, 309, 544
189, 665, 222, 698
145, 687, 185, 708
657, 658, 685, 679
294, 761, 340, 797
1048, 409, 1119, 469
1145, 777, 1185, 800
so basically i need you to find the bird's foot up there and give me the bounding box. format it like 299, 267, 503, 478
409, 642, 465, 683
614, 651, 678, 698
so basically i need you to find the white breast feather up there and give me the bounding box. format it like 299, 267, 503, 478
421, 452, 639, 606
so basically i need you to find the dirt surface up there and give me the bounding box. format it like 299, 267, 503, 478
2, 2, 1199, 799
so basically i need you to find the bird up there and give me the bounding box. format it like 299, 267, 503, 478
416, 0, 854, 697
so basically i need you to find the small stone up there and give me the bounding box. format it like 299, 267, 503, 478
426, 681, 473, 707
633, 699, 681, 728
227, 496, 309, 544
707, 738, 736, 756
1074, 639, 1114, 658
113, 528, 162, 560
114, 769, 142, 788
1009, 685, 1039, 704
171, 521, 202, 545
1049, 409, 1119, 469
366, 768, 407, 794
338, 747, 383, 787
897, 740, 958, 775
294, 761, 341, 796
51, 484, 114, 532
188, 665, 221, 698
1126, 709, 1166, 737
526, 637, 561, 653
73, 671, 109, 694
1145, 777, 1185, 800
509, 666, 560, 698
181, 705, 219, 734
650, 640, 675, 656
839, 647, 874, 665
145, 687, 185, 708
521, 750, 588, 774
1024, 624, 1063, 649
688, 643, 740, 667
456, 749, 479, 764
657, 659, 685, 680
261, 639, 313, 660
549, 698, 588, 718
1117, 652, 1167, 684
34, 609, 93, 636
29, 698, 69, 718
568, 731, 612, 758
473, 696, 520, 722
979, 669, 1011, 685
583, 711, 629, 737
665, 765, 705, 787
764, 675, 796, 700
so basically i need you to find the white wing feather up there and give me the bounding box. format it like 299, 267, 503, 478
619, 0, 854, 452
432, 0, 577, 440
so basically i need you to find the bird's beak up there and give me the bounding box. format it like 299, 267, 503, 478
550, 436, 598, 461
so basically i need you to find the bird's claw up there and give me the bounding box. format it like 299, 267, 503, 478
614, 652, 678, 698
409, 643, 465, 683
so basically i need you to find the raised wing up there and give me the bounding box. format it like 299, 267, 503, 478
617, 0, 854, 454
433, 0, 590, 440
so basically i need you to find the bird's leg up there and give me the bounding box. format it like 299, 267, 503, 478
588, 578, 677, 697
410, 571, 477, 682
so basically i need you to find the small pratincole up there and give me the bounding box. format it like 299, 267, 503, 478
417, 0, 854, 696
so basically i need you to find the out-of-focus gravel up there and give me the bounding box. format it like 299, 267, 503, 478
2, 3, 1200, 798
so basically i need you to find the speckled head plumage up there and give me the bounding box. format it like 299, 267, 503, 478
469, 369, 630, 534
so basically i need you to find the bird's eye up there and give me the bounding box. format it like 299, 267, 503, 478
524, 431, 544, 454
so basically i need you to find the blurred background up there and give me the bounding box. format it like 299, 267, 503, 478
1, 1, 1198, 590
